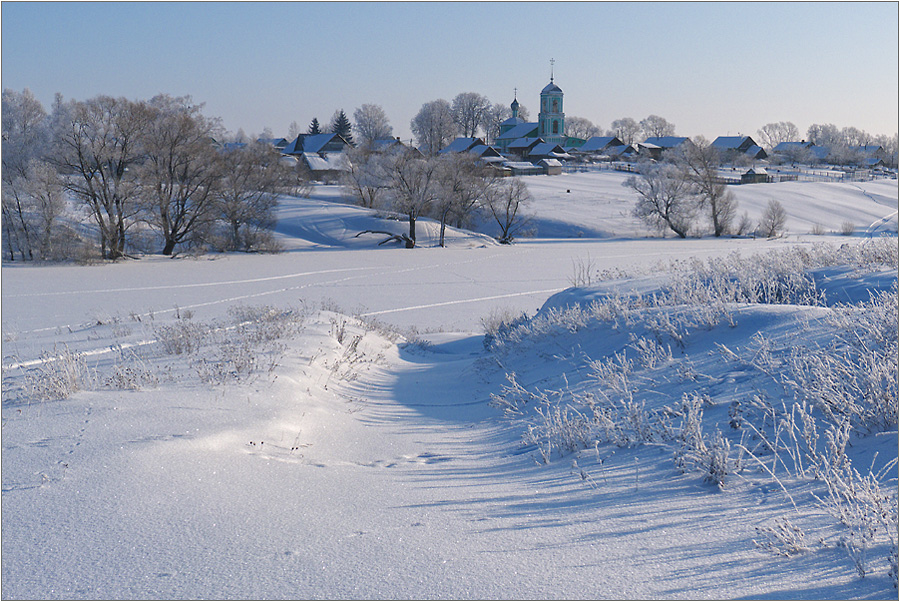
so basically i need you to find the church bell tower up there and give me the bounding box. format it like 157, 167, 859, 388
538, 59, 565, 145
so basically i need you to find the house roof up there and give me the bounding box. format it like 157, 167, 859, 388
302, 152, 346, 172
538, 158, 562, 167
257, 137, 289, 148
500, 116, 526, 128
745, 167, 768, 175
642, 136, 690, 148
497, 122, 540, 141
773, 141, 813, 152
529, 142, 571, 159
509, 137, 543, 149
468, 145, 502, 158
283, 133, 348, 155
857, 145, 885, 155
579, 136, 623, 152
440, 137, 482, 153
712, 136, 753, 150
745, 145, 767, 159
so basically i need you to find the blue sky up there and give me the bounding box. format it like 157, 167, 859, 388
2, 2, 897, 143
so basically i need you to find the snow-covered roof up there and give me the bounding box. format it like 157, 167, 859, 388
745, 167, 767, 175
302, 152, 346, 172
578, 136, 621, 152
497, 123, 540, 141
468, 145, 501, 158
283, 133, 348, 155
257, 138, 289, 148
745, 145, 766, 158
773, 141, 813, 152
441, 137, 483, 153
541, 81, 563, 94
642, 136, 690, 148
499, 116, 526, 128
372, 138, 402, 150
509, 137, 542, 149
538, 159, 562, 167
711, 136, 751, 150
529, 142, 563, 156
857, 145, 885, 156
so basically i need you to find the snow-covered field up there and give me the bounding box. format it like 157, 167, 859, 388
2, 172, 898, 599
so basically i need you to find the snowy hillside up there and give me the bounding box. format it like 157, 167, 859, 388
2, 172, 898, 599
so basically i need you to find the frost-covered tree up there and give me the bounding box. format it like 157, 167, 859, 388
54, 95, 153, 259
212, 141, 290, 252
674, 139, 737, 237
757, 199, 787, 238
329, 109, 353, 144
482, 102, 510, 145
2, 88, 51, 260
625, 162, 697, 238
410, 99, 459, 155
341, 144, 393, 209
353, 104, 393, 147
384, 149, 440, 247
481, 176, 533, 244
433, 152, 489, 247
756, 121, 799, 151
566, 116, 601, 140
609, 117, 640, 147
139, 95, 224, 255
451, 92, 491, 138
640, 114, 676, 139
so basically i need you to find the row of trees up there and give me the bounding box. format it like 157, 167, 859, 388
342, 146, 532, 247
2, 89, 301, 261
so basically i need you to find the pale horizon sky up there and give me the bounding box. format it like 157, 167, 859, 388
2, 1, 898, 144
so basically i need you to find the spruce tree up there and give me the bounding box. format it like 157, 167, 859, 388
308, 118, 321, 135
330, 109, 353, 144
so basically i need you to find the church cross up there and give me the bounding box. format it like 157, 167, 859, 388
550, 58, 555, 82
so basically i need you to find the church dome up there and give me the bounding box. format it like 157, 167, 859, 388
510, 97, 519, 110
542, 81, 563, 94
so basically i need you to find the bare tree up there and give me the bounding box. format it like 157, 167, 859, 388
139, 95, 223, 255
757, 199, 787, 238
433, 153, 488, 247
756, 121, 799, 151
482, 102, 511, 145
625, 162, 697, 238
609, 117, 640, 147
566, 116, 601, 140
410, 99, 459, 155
674, 139, 737, 236
353, 104, 393, 147
23, 160, 68, 259
2, 88, 50, 260
54, 95, 153, 259
451, 92, 491, 138
212, 141, 290, 252
481, 176, 533, 244
341, 144, 393, 209
384, 149, 440, 248
640, 114, 676, 139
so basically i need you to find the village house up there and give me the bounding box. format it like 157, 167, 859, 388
711, 135, 768, 160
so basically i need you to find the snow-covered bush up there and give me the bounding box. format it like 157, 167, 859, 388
22, 345, 97, 400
